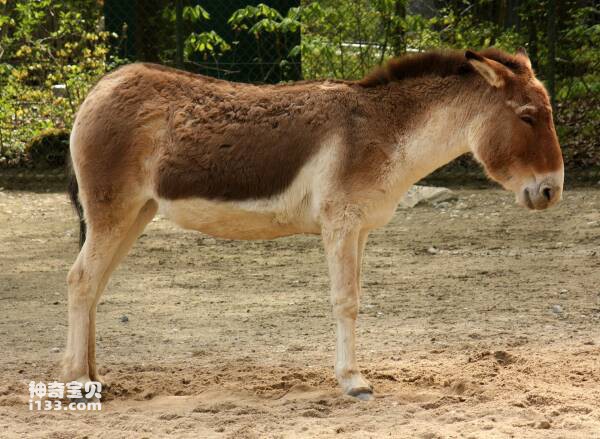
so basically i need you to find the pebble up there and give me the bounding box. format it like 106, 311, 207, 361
536, 421, 551, 429
551, 304, 563, 314
427, 246, 439, 255
120, 315, 129, 323
50, 347, 60, 353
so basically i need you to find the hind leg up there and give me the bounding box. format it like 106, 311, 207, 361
87, 200, 158, 383
62, 199, 156, 384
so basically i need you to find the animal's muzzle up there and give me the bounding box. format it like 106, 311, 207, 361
521, 180, 562, 210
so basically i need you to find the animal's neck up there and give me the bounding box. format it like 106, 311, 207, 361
385, 79, 488, 196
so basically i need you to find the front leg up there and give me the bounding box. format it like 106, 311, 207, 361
322, 225, 373, 399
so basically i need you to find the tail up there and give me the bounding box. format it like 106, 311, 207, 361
67, 157, 86, 248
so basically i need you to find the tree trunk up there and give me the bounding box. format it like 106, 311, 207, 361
175, 0, 183, 68
527, 15, 538, 70
547, 0, 557, 106
392, 0, 406, 55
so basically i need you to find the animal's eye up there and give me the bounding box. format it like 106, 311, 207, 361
520, 114, 535, 125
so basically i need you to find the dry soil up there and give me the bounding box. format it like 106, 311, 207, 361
0, 188, 599, 438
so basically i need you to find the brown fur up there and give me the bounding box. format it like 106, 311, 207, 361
74, 63, 357, 202
475, 73, 563, 179
153, 67, 337, 201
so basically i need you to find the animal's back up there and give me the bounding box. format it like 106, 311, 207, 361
71, 63, 351, 206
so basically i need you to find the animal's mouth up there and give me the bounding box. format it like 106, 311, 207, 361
523, 188, 535, 210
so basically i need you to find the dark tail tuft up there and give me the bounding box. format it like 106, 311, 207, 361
67, 157, 86, 248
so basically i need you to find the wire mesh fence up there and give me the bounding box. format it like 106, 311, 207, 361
1, 1, 598, 168
103, 0, 301, 83
0, 0, 301, 162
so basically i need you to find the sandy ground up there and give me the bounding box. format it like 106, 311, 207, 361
0, 187, 599, 438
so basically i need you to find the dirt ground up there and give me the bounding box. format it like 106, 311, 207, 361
0, 187, 599, 438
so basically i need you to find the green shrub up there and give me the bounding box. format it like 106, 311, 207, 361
0, 0, 111, 166
25, 128, 70, 168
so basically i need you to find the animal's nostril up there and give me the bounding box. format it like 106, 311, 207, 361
542, 187, 553, 201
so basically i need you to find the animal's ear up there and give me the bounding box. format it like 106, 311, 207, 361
465, 50, 510, 88
515, 47, 532, 69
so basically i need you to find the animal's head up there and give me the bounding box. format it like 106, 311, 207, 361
466, 48, 564, 210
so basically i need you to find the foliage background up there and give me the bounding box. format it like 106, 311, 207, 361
0, 0, 598, 174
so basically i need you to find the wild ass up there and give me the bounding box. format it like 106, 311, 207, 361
64, 48, 563, 399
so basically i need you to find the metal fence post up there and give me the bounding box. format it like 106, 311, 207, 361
547, 0, 557, 108
175, 0, 184, 69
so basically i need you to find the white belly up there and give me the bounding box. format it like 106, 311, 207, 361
157, 196, 320, 240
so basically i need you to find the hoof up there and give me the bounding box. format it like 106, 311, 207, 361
353, 391, 374, 401
338, 371, 374, 400
347, 386, 374, 400
65, 375, 103, 403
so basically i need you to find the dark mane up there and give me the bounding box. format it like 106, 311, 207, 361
358, 48, 527, 87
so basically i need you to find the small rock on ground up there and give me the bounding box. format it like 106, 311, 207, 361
399, 186, 457, 208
